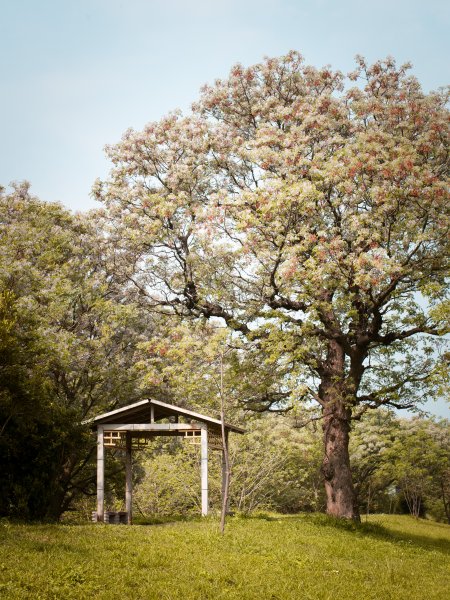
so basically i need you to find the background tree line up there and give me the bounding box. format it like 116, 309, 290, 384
126, 412, 449, 523
0, 184, 149, 519
0, 183, 448, 522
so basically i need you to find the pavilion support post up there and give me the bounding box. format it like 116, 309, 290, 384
125, 431, 132, 525
96, 425, 104, 522
201, 426, 208, 516
221, 430, 230, 515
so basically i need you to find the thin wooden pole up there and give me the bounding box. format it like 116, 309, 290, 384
96, 425, 104, 522
221, 448, 226, 498
125, 431, 132, 525
219, 350, 231, 534
221, 431, 230, 511
201, 426, 208, 516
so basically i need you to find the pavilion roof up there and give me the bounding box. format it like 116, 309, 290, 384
91, 398, 245, 434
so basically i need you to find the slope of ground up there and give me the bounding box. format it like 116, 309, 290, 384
0, 514, 448, 599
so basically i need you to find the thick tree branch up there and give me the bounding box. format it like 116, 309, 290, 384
373, 325, 440, 345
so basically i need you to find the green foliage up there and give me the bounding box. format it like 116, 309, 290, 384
228, 417, 324, 514
349, 410, 400, 514
133, 441, 209, 517
0, 516, 448, 599
0, 184, 147, 519
349, 411, 450, 522
135, 319, 291, 418
386, 418, 450, 521
127, 410, 449, 523
131, 417, 324, 518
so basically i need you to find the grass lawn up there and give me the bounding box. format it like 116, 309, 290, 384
0, 514, 449, 599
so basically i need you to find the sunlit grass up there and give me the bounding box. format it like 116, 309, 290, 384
0, 514, 448, 599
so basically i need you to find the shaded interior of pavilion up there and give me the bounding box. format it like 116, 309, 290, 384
91, 398, 245, 524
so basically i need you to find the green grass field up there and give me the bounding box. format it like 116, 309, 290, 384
0, 514, 449, 599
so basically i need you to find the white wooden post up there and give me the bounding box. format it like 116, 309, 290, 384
221, 430, 230, 515
96, 425, 104, 522
125, 431, 132, 525
201, 426, 208, 516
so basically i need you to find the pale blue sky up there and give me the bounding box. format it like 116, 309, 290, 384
1, 0, 448, 416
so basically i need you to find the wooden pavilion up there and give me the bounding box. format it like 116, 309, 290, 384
91, 398, 245, 524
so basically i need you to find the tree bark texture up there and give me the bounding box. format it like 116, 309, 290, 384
320, 341, 360, 521
322, 403, 360, 521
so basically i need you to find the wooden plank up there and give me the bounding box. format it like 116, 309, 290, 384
221, 430, 230, 515
103, 423, 204, 432
96, 426, 104, 522
125, 432, 132, 525
201, 426, 208, 516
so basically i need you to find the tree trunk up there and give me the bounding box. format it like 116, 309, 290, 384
440, 479, 450, 524
319, 340, 360, 521
44, 487, 67, 521
321, 402, 359, 521
219, 350, 230, 534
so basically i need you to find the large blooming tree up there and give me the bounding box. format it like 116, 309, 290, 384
95, 52, 449, 520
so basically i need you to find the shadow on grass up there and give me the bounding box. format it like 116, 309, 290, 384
59, 513, 204, 527
132, 514, 203, 526
295, 513, 450, 555
231, 511, 280, 522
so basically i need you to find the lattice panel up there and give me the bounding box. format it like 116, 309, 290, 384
103, 431, 151, 450
207, 431, 223, 451
130, 437, 151, 449
104, 431, 124, 447
183, 430, 201, 445
182, 430, 223, 451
